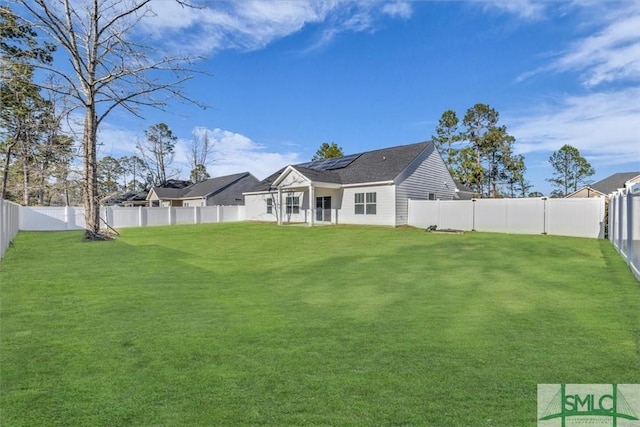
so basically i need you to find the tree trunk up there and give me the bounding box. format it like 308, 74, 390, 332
22, 156, 29, 205
1, 139, 17, 200
21, 137, 32, 205
83, 107, 100, 238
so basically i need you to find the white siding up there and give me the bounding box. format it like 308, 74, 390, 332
244, 193, 277, 222
245, 191, 308, 223
279, 169, 309, 189
395, 144, 456, 225
339, 185, 396, 226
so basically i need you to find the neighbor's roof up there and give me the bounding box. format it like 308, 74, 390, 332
453, 180, 475, 200
181, 172, 253, 199
250, 141, 432, 191
150, 172, 253, 200
591, 172, 640, 195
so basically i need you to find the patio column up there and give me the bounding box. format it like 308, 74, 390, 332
277, 186, 283, 225
309, 184, 315, 227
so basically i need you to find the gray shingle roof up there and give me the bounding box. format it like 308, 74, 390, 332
152, 187, 186, 199
292, 166, 342, 184
249, 141, 432, 191
181, 172, 253, 198
152, 172, 256, 199
591, 172, 640, 195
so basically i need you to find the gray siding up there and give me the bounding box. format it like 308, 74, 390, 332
394, 144, 456, 225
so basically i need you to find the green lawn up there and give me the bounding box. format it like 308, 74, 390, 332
1, 223, 639, 426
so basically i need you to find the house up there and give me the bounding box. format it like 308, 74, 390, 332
453, 180, 475, 200
243, 141, 456, 226
122, 191, 150, 207
565, 172, 640, 200
102, 190, 149, 207
147, 173, 259, 207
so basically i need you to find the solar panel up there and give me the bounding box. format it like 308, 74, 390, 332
302, 153, 361, 171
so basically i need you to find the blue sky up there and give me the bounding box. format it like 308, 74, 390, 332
92, 0, 639, 195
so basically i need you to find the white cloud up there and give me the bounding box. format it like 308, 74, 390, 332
177, 128, 302, 180
480, 0, 546, 20
382, 1, 413, 19
97, 122, 141, 157
508, 87, 640, 166
553, 6, 640, 87
91, 122, 301, 181
142, 0, 413, 55
504, 1, 640, 171
514, 2, 640, 87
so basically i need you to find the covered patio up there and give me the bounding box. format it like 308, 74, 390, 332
271, 165, 343, 226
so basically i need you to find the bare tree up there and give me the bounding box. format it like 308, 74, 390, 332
188, 128, 214, 183
136, 123, 177, 186
18, 0, 204, 238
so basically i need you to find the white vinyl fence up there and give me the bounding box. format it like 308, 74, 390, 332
609, 183, 640, 281
19, 205, 245, 231
408, 197, 606, 239
1, 199, 21, 259
19, 206, 86, 231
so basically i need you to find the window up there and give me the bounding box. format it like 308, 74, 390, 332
286, 196, 300, 214
366, 192, 377, 214
428, 193, 436, 200
355, 192, 376, 215
355, 193, 365, 214
266, 198, 273, 214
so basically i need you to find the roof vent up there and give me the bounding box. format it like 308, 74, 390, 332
382, 156, 386, 160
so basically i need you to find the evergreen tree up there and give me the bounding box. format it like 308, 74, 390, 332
312, 142, 343, 161
547, 144, 595, 196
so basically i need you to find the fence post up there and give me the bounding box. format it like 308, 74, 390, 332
626, 190, 633, 266
217, 205, 221, 223
608, 194, 614, 243
194, 206, 200, 224
65, 206, 71, 230
471, 199, 476, 231
541, 197, 548, 235
0, 200, 4, 255
167, 207, 173, 226
617, 190, 624, 253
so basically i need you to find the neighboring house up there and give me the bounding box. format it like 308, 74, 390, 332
453, 180, 475, 200
122, 191, 150, 207
243, 141, 456, 226
147, 173, 259, 207
565, 172, 640, 200
101, 190, 149, 207
146, 179, 192, 207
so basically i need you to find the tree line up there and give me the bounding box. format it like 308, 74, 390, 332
432, 104, 594, 198
432, 104, 528, 198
